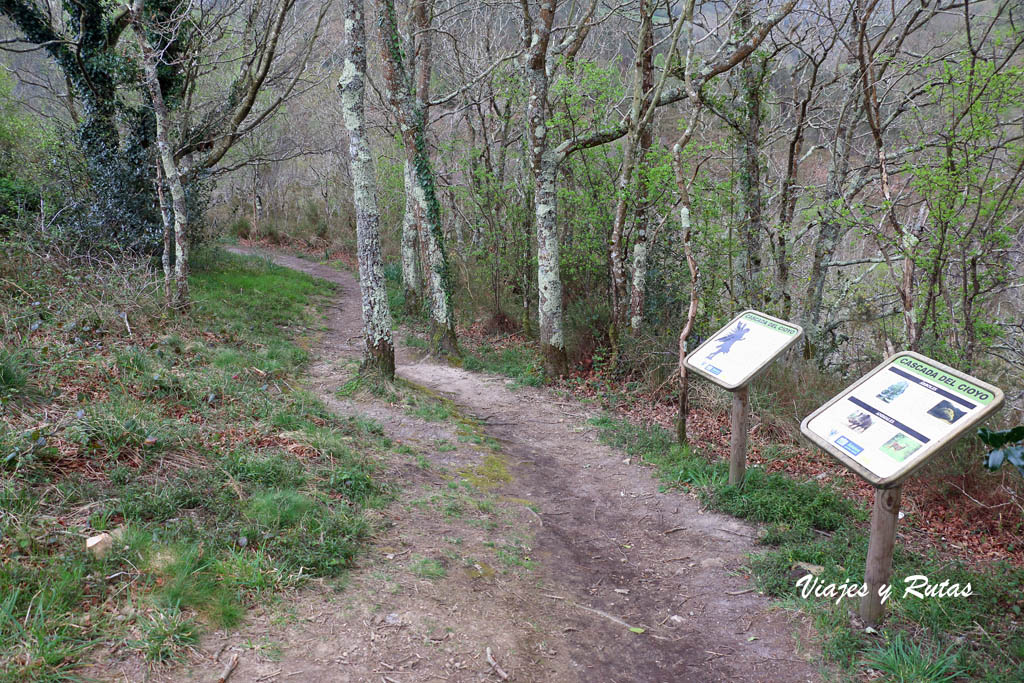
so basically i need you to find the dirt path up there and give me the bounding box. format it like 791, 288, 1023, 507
171, 247, 820, 682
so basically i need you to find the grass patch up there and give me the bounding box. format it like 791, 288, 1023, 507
590, 414, 1024, 681
0, 246, 387, 679
462, 343, 544, 387
861, 631, 967, 682
0, 348, 30, 395
136, 610, 200, 663
409, 555, 446, 579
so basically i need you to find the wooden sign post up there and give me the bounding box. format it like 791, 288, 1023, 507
801, 352, 1003, 625
685, 310, 803, 485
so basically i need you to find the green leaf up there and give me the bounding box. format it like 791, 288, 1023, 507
985, 449, 1005, 470
629, 627, 645, 634
1006, 446, 1024, 473
977, 425, 1024, 448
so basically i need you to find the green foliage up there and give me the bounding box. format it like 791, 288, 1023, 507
904, 54, 1024, 367
977, 425, 1024, 479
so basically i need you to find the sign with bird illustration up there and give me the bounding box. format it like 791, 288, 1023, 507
801, 352, 1004, 487
684, 310, 803, 391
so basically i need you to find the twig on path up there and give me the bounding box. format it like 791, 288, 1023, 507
726, 588, 755, 596
663, 526, 687, 534
486, 647, 509, 681
543, 595, 646, 633
717, 527, 756, 538
217, 653, 239, 682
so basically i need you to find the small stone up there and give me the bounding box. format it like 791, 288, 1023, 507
670, 615, 684, 624
791, 562, 825, 576
700, 557, 725, 569
86, 533, 113, 558
384, 613, 401, 626
622, 459, 630, 465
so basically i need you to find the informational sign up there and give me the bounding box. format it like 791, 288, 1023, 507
801, 352, 1003, 487
684, 310, 803, 391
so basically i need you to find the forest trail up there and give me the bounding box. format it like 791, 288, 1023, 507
179, 246, 821, 682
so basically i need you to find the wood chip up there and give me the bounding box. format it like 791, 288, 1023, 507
486, 647, 509, 681
217, 653, 239, 683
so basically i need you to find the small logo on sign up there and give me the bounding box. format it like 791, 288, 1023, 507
835, 436, 863, 455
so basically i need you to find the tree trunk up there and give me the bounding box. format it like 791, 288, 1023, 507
775, 59, 819, 320
609, 137, 635, 338
736, 0, 765, 308
341, 0, 395, 378
155, 162, 173, 303
399, 0, 434, 314
378, 0, 458, 356
524, 0, 567, 377
535, 154, 567, 375
401, 159, 422, 311
138, 26, 190, 311
673, 112, 701, 445
628, 11, 655, 331
804, 68, 858, 356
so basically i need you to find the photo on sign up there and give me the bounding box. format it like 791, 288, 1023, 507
877, 380, 908, 404
845, 410, 873, 433
880, 433, 921, 462
927, 400, 966, 424
706, 321, 750, 360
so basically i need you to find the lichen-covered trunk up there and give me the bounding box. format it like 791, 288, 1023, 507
399, 0, 433, 314
139, 36, 189, 311
378, 0, 457, 356
676, 201, 699, 445
534, 153, 566, 375
628, 28, 655, 331
524, 0, 566, 377
340, 0, 395, 378
401, 159, 422, 311
628, 239, 649, 330
155, 163, 173, 302
736, 0, 765, 308
609, 138, 635, 337
406, 130, 458, 355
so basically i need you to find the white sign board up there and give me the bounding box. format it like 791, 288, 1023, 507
684, 310, 803, 391
801, 352, 1003, 488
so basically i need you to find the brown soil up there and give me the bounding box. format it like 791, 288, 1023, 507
103, 247, 822, 682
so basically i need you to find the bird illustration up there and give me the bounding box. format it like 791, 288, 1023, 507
933, 405, 957, 423
706, 321, 750, 360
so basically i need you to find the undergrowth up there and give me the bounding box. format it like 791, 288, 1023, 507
0, 244, 390, 680
591, 415, 1024, 682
